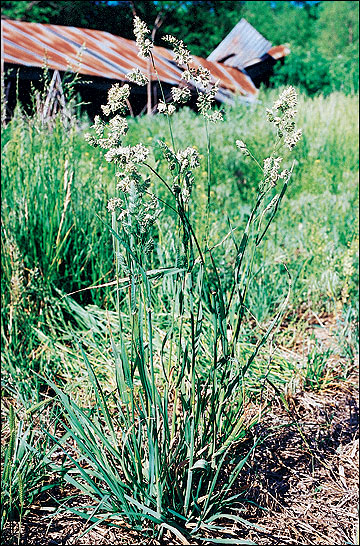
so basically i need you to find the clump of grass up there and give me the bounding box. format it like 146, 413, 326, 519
1, 400, 58, 536
303, 340, 334, 391
2, 85, 357, 399
1, 78, 116, 398
46, 20, 304, 542
1, 20, 358, 545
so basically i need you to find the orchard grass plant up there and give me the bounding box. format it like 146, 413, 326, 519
1, 82, 358, 405
42, 20, 307, 543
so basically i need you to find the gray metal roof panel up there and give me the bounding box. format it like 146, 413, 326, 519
207, 18, 272, 69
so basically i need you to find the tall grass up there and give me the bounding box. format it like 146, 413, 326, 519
1, 104, 115, 399
26, 24, 312, 542
1, 88, 358, 399
1, 32, 358, 541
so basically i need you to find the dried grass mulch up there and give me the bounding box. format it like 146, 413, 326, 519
2, 380, 358, 546
240, 381, 359, 545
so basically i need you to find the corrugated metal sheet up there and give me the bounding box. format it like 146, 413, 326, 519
1, 19, 258, 101
207, 18, 271, 68
207, 18, 288, 69
268, 45, 291, 60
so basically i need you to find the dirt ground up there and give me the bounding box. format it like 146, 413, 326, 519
2, 314, 359, 546
2, 378, 358, 546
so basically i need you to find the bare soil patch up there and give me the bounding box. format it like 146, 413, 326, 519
2, 378, 358, 546
242, 382, 359, 545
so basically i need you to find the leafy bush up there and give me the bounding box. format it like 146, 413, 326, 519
271, 46, 359, 96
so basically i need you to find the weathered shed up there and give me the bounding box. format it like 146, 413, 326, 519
1, 18, 259, 116
207, 18, 290, 88
1, 17, 289, 116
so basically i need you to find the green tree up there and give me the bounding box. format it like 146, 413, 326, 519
158, 1, 245, 57
1, 0, 61, 22
1, 1, 135, 37
271, 48, 333, 96
315, 0, 359, 58
271, 1, 359, 95
242, 0, 319, 48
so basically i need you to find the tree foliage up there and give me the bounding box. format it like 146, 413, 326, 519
241, 1, 319, 48
315, 0, 359, 57
271, 1, 359, 95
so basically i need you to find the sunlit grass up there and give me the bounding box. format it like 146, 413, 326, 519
1, 78, 358, 540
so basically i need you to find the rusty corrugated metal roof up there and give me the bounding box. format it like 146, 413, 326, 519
207, 18, 289, 70
267, 45, 291, 60
1, 19, 258, 101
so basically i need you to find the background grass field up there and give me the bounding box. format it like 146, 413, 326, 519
1, 87, 359, 543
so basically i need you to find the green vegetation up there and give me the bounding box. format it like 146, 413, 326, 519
1, 85, 358, 540
1, 11, 359, 541
1, 404, 56, 534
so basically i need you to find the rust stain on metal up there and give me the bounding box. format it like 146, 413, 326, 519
267, 45, 291, 60
2, 18, 258, 100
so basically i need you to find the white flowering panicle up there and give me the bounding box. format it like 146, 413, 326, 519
104, 143, 149, 169
158, 100, 176, 116
126, 68, 149, 86
171, 86, 191, 104
266, 86, 302, 150
181, 66, 212, 89
162, 33, 211, 89
196, 81, 222, 122
280, 169, 291, 182
273, 86, 297, 110
181, 70, 192, 82
109, 115, 128, 136
133, 16, 153, 58
84, 79, 160, 257
92, 115, 105, 136
206, 110, 223, 124
236, 140, 250, 156
116, 174, 135, 193
162, 31, 223, 124
284, 129, 302, 150
101, 84, 130, 116
191, 66, 212, 88
258, 157, 291, 192
158, 141, 200, 203
107, 197, 123, 212
93, 115, 129, 150
236, 87, 301, 194
263, 156, 282, 185
84, 132, 98, 146
163, 35, 192, 65
176, 147, 200, 171
84, 85, 130, 149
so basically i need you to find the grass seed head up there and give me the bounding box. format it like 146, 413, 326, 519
134, 16, 153, 58
163, 35, 192, 65
171, 86, 191, 104
126, 68, 149, 86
